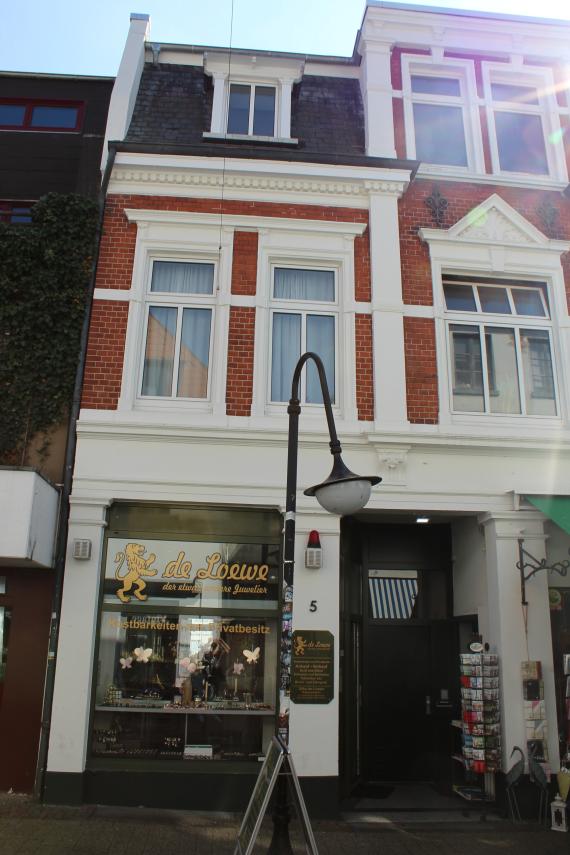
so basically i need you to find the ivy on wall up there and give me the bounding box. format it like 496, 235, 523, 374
0, 193, 99, 465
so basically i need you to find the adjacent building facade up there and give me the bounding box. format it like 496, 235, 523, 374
0, 71, 113, 792
44, 3, 570, 812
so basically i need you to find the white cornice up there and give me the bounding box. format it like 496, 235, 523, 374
109, 154, 411, 207
124, 209, 367, 236
359, 4, 570, 62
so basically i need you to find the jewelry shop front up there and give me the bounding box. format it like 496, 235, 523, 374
85, 503, 282, 809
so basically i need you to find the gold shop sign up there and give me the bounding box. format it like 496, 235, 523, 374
104, 538, 278, 608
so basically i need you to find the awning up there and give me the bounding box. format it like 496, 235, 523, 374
526, 495, 570, 535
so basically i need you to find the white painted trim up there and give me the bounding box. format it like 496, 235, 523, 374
416, 165, 568, 191
93, 288, 131, 301
203, 132, 299, 145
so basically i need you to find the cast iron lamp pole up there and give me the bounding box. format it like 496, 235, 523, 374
269, 352, 381, 854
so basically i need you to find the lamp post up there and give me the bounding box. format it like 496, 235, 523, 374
269, 352, 380, 854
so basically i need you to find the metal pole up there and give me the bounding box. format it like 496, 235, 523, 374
269, 352, 335, 854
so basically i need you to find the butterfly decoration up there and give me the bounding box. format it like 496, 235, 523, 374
243, 647, 260, 665
119, 656, 133, 670
179, 657, 198, 673
233, 661, 244, 675
133, 647, 153, 663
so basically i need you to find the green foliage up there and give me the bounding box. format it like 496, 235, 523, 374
0, 193, 99, 463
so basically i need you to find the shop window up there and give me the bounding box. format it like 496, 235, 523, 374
0, 99, 83, 131
444, 279, 557, 416
402, 58, 483, 172
140, 260, 215, 400
270, 266, 336, 404
482, 64, 566, 181
227, 84, 276, 137
91, 530, 280, 764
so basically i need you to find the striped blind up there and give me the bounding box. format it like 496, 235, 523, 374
368, 576, 418, 620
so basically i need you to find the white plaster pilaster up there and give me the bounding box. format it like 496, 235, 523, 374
358, 40, 397, 158
47, 499, 109, 775
210, 71, 228, 134
288, 509, 341, 777
368, 191, 409, 430
279, 79, 293, 139
479, 511, 559, 772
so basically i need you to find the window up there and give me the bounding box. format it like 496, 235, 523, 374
410, 74, 468, 167
270, 267, 336, 404
227, 84, 276, 137
0, 99, 83, 131
140, 260, 215, 400
0, 201, 33, 224
444, 279, 557, 416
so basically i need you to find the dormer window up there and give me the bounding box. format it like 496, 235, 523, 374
227, 84, 276, 137
204, 53, 303, 144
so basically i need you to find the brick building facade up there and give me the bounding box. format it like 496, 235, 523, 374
45, 4, 570, 815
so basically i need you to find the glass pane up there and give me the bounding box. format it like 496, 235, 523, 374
271, 313, 301, 402
11, 207, 32, 224
521, 329, 556, 416
253, 86, 275, 136
494, 112, 548, 174
151, 261, 214, 295
30, 105, 78, 128
485, 327, 521, 414
491, 83, 539, 105
411, 75, 461, 96
368, 571, 419, 619
227, 84, 250, 134
177, 308, 211, 398
512, 289, 546, 317
0, 607, 11, 705
0, 104, 25, 125
450, 324, 484, 412
274, 268, 335, 302
413, 102, 468, 166
306, 315, 335, 404
478, 287, 511, 314
141, 306, 177, 396
443, 283, 476, 311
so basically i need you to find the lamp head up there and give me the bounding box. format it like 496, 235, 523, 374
304, 454, 381, 516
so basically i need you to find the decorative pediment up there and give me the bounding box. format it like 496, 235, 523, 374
447, 195, 547, 246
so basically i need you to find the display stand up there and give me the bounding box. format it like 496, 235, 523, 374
454, 653, 501, 802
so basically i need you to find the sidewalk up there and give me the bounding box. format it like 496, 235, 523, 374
1, 792, 569, 855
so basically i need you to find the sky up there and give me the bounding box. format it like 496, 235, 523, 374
3, 0, 570, 79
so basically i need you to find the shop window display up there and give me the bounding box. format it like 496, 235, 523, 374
91, 530, 280, 764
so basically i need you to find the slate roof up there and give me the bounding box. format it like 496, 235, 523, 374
126, 63, 365, 158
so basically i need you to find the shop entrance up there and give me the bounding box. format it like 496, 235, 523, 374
341, 520, 463, 797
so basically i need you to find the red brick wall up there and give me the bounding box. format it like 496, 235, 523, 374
403, 316, 438, 424
81, 300, 129, 409
355, 314, 374, 421
399, 179, 570, 306
354, 230, 371, 302
226, 306, 256, 416
231, 231, 258, 295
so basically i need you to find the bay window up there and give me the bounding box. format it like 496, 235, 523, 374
140, 260, 215, 400
445, 280, 557, 416
270, 266, 336, 404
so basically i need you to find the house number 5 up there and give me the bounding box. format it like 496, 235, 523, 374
309, 600, 318, 612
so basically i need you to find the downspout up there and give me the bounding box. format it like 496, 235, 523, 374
34, 144, 117, 800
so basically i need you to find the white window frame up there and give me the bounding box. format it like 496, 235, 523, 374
138, 257, 217, 403
482, 62, 568, 184
268, 263, 339, 407
226, 81, 277, 138
443, 280, 559, 418
402, 55, 485, 175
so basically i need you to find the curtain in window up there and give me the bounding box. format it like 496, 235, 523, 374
177, 308, 211, 398
306, 315, 335, 404
271, 313, 301, 402
151, 261, 214, 295
274, 268, 334, 302
141, 306, 177, 396
485, 327, 521, 414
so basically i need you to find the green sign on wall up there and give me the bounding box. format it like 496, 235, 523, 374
291, 630, 334, 704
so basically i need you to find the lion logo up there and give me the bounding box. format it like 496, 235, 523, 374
114, 543, 157, 603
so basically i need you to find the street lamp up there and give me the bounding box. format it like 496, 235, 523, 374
269, 352, 380, 853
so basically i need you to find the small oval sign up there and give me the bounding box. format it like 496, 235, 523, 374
469, 641, 484, 653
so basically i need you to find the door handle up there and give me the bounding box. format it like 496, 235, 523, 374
425, 695, 432, 715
